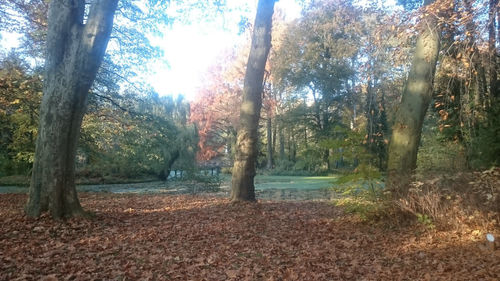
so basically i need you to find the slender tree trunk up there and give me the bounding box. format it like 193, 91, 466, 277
291, 128, 296, 162
26, 0, 118, 218
463, 0, 488, 111
323, 149, 330, 170
266, 117, 273, 169
489, 0, 498, 101
279, 125, 285, 160
231, 0, 275, 202
287, 128, 291, 161
387, 0, 441, 193
272, 118, 277, 157
304, 127, 308, 148
366, 77, 375, 153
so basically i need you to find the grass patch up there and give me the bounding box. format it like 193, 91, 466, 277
0, 175, 30, 186
254, 175, 338, 190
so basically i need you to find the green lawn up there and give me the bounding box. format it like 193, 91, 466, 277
253, 175, 338, 190
0, 175, 340, 194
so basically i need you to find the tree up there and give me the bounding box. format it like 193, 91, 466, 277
190, 50, 245, 161
231, 0, 276, 202
0, 53, 42, 175
488, 0, 498, 101
26, 0, 119, 218
271, 0, 367, 171
387, 0, 441, 193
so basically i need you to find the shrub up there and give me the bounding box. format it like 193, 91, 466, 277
332, 164, 391, 221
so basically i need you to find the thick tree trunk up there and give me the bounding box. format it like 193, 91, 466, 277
387, 0, 440, 193
231, 0, 275, 202
266, 117, 273, 169
26, 0, 118, 218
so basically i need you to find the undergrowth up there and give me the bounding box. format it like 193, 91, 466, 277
333, 165, 500, 232
332, 164, 392, 222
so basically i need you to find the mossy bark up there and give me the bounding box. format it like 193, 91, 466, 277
26, 0, 118, 218
231, 0, 275, 202
387, 0, 441, 193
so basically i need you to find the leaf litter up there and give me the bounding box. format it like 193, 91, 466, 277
0, 193, 499, 280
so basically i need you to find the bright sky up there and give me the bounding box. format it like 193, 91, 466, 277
1, 0, 397, 101
0, 32, 21, 50
148, 0, 302, 100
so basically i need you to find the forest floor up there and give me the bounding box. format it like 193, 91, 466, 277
1, 191, 499, 280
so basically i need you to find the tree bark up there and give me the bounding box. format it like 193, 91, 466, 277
231, 0, 275, 202
489, 0, 498, 101
279, 125, 285, 160
26, 0, 118, 218
387, 0, 441, 193
160, 148, 180, 181
266, 117, 273, 169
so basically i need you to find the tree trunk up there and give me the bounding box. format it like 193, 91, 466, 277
266, 117, 273, 169
26, 0, 118, 218
231, 0, 275, 202
279, 127, 285, 160
387, 0, 440, 193
160, 148, 180, 181
463, 0, 488, 111
489, 0, 498, 101
272, 118, 277, 157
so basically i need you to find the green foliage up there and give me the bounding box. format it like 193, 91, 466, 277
416, 213, 435, 230
320, 125, 376, 169
467, 105, 500, 169
0, 53, 42, 176
416, 113, 467, 173
334, 197, 388, 221
332, 163, 388, 221
334, 164, 384, 200
78, 92, 197, 181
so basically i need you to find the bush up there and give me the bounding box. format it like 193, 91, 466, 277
468, 107, 500, 169
416, 131, 467, 173
394, 181, 445, 225
394, 169, 500, 230
332, 164, 390, 221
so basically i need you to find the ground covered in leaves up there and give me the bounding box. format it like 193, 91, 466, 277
1, 193, 499, 280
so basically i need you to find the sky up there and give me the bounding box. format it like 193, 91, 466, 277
147, 0, 303, 100
1, 0, 397, 101
0, 32, 21, 51
146, 0, 398, 100
0, 0, 301, 101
